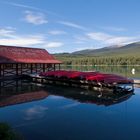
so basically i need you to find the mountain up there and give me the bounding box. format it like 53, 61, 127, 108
71, 42, 140, 57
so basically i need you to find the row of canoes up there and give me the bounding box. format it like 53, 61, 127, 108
40, 70, 133, 85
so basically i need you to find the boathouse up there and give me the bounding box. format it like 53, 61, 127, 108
0, 45, 62, 77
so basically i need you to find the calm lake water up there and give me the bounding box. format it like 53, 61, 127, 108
0, 66, 140, 140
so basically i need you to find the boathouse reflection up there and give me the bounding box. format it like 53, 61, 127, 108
0, 80, 49, 107
0, 80, 133, 107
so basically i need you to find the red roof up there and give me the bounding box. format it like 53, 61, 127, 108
0, 45, 62, 64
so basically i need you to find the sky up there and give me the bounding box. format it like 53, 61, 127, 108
0, 0, 140, 53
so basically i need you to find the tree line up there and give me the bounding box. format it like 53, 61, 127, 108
55, 56, 140, 66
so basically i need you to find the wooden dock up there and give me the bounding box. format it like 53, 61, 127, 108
134, 79, 140, 88
0, 70, 138, 94
26, 74, 134, 94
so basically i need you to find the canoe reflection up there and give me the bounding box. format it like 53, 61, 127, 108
0, 80, 133, 107
44, 85, 133, 106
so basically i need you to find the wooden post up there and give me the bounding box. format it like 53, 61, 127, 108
43, 64, 45, 72
21, 64, 22, 75
54, 64, 56, 71
2, 64, 5, 77
36, 64, 37, 73
16, 63, 18, 76
59, 64, 60, 70
16, 80, 18, 92
31, 64, 33, 74
0, 64, 1, 77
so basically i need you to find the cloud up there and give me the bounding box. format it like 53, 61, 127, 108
0, 28, 45, 46
101, 26, 126, 32
48, 30, 66, 35
0, 27, 64, 49
58, 21, 87, 30
23, 105, 48, 120
87, 32, 112, 41
60, 102, 80, 109
0, 36, 44, 46
105, 36, 136, 45
24, 11, 48, 25
3, 1, 88, 31
0, 28, 16, 38
5, 2, 41, 11
0, 27, 65, 55
47, 49, 66, 54
1, 27, 137, 52
86, 32, 139, 45
44, 42, 64, 48
3, 1, 63, 18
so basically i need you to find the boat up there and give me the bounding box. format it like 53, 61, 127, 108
28, 70, 134, 93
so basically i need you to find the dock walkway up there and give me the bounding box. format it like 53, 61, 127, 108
26, 70, 135, 93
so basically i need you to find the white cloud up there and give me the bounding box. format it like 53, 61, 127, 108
44, 42, 63, 48
0, 27, 16, 38
4, 2, 41, 11
86, 32, 139, 45
48, 30, 66, 35
87, 32, 112, 41
0, 27, 64, 49
0, 28, 45, 46
24, 11, 48, 25
47, 49, 66, 54
58, 21, 87, 30
105, 36, 135, 45
4, 2, 63, 18
0, 36, 44, 46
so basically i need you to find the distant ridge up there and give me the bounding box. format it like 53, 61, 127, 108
56, 42, 140, 57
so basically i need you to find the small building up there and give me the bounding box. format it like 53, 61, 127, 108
0, 45, 62, 77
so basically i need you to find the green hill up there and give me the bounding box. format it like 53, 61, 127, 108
54, 42, 140, 65
71, 42, 140, 57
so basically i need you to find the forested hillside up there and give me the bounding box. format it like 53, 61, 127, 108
54, 42, 140, 65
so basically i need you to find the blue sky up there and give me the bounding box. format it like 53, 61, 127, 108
0, 0, 140, 53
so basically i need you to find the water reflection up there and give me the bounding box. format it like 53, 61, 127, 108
44, 85, 133, 106
0, 80, 49, 107
0, 67, 140, 140
0, 80, 134, 107
23, 105, 48, 121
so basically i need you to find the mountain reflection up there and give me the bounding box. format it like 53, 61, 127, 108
0, 80, 133, 107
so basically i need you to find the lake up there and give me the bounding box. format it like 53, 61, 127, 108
0, 66, 140, 140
